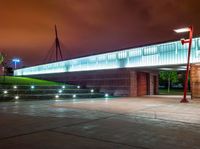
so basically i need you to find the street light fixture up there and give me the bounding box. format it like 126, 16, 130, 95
174, 26, 193, 103
174, 27, 191, 33
12, 58, 21, 69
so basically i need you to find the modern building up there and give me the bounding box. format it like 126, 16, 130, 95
14, 38, 200, 97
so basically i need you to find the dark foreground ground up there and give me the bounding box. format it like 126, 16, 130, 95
0, 96, 200, 149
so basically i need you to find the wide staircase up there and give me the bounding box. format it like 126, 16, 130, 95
0, 84, 108, 101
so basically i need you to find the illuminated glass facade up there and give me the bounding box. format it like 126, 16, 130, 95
14, 37, 200, 76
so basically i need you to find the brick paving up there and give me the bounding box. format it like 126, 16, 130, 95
0, 96, 200, 149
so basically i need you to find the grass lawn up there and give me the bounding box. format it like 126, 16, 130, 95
159, 88, 191, 95
0, 76, 64, 85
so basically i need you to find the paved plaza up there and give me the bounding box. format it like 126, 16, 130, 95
0, 96, 200, 149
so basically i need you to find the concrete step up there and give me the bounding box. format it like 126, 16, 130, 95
0, 85, 78, 90
0, 88, 94, 94
0, 84, 109, 102
0, 93, 105, 101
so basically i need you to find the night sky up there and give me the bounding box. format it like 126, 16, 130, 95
1, 0, 200, 66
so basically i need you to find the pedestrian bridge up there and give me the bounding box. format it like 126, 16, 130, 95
13, 38, 200, 97
14, 37, 200, 76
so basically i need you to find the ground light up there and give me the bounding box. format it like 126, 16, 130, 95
3, 90, 8, 94
105, 93, 109, 98
90, 89, 94, 93
15, 95, 19, 100
73, 94, 76, 98
58, 89, 63, 93
174, 26, 193, 103
31, 85, 35, 89
62, 85, 65, 89
55, 95, 59, 99
77, 85, 80, 89
13, 85, 17, 89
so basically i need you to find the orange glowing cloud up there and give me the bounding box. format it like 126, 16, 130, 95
0, 0, 200, 66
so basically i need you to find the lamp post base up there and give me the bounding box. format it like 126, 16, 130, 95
180, 98, 189, 103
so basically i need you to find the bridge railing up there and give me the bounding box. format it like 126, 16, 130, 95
14, 37, 200, 76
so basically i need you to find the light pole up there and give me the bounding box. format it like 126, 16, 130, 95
174, 26, 193, 103
12, 58, 21, 69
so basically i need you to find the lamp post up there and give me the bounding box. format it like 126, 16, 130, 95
174, 26, 193, 103
12, 58, 21, 69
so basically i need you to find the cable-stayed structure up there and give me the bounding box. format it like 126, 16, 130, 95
44, 25, 64, 63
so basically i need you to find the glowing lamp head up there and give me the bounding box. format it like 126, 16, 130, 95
174, 27, 191, 33
12, 58, 21, 63
77, 86, 80, 89
31, 85, 35, 89
62, 85, 65, 89
58, 89, 62, 93
90, 89, 94, 93
73, 94, 76, 98
13, 85, 17, 89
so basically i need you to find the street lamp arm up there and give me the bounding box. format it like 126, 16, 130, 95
181, 39, 190, 45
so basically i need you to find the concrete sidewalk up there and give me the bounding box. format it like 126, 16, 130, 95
0, 96, 200, 149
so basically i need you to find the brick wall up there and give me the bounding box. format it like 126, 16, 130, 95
30, 68, 159, 97
130, 71, 137, 96
137, 72, 147, 96
190, 64, 200, 99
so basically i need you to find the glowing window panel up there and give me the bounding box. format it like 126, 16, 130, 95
108, 53, 117, 60
143, 47, 158, 56
118, 51, 127, 59
97, 54, 107, 61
